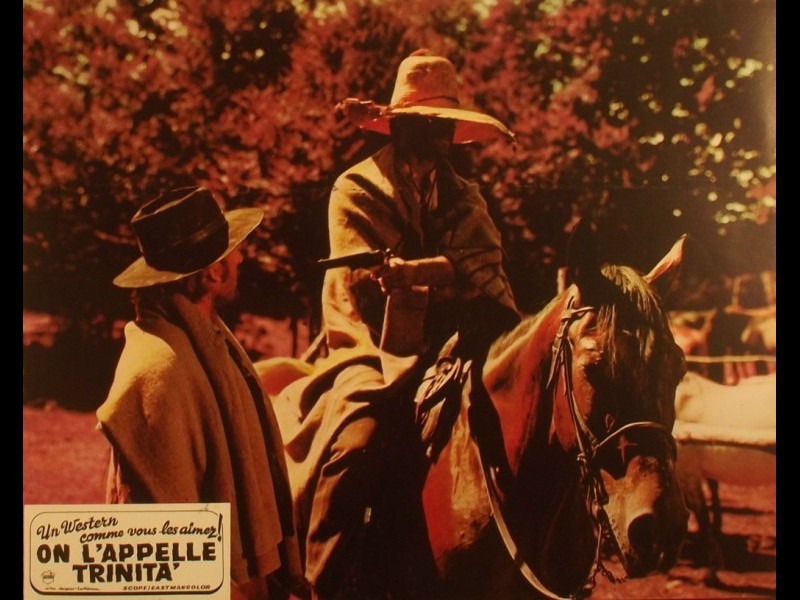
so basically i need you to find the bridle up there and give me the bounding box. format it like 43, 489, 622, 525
481, 296, 677, 600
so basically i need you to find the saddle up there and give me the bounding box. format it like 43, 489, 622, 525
413, 333, 472, 462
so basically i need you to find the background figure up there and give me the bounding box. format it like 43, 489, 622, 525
96, 187, 305, 600
276, 50, 519, 599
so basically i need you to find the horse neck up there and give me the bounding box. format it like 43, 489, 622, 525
482, 289, 602, 593
483, 291, 571, 476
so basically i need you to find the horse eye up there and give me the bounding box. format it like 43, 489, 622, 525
582, 360, 606, 385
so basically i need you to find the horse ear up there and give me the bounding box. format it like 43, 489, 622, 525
565, 219, 601, 288
644, 234, 688, 292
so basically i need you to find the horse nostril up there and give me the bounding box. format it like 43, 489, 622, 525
628, 514, 659, 558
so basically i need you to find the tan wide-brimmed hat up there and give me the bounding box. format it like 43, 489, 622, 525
337, 49, 514, 144
113, 186, 263, 289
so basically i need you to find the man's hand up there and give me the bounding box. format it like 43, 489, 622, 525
372, 257, 415, 292
372, 256, 455, 293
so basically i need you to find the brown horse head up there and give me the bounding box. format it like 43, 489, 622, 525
480, 224, 689, 595
557, 224, 689, 579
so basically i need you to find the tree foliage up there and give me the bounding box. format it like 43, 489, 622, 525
23, 0, 775, 332
23, 0, 301, 320
460, 0, 775, 306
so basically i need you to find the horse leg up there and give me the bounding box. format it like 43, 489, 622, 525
676, 471, 721, 585
708, 478, 722, 537
699, 478, 724, 582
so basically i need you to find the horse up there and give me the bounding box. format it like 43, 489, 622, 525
261, 224, 690, 599
705, 303, 776, 384
673, 371, 776, 576
727, 304, 776, 380
668, 309, 717, 377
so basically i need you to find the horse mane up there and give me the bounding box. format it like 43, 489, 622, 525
487, 264, 671, 387
488, 294, 562, 359
595, 264, 671, 380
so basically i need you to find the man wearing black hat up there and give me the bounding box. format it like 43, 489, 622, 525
274, 51, 520, 599
96, 186, 304, 600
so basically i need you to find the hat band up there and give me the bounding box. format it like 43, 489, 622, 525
392, 95, 460, 109
142, 219, 230, 274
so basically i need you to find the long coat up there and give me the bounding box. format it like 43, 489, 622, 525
97, 297, 300, 585
273, 143, 518, 541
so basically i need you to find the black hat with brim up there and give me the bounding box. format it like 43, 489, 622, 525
113, 186, 263, 289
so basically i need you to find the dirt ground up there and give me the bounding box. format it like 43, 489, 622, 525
22, 405, 776, 599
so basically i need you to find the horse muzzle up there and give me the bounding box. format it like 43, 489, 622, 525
601, 455, 689, 578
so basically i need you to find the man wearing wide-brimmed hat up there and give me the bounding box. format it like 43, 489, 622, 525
96, 186, 304, 600
274, 50, 520, 599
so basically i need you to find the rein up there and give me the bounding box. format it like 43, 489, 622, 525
481, 296, 677, 599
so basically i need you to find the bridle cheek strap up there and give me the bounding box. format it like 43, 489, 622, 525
550, 299, 677, 585
484, 296, 677, 597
